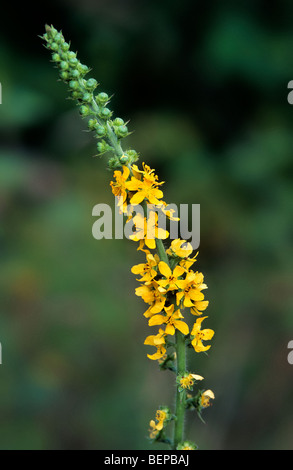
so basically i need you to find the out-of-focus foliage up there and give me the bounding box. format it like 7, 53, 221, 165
0, 0, 293, 449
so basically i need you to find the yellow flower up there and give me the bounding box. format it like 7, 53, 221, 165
135, 281, 167, 315
157, 202, 180, 221
191, 317, 214, 352
176, 271, 207, 309
144, 328, 167, 360
179, 373, 204, 390
143, 288, 167, 318
148, 407, 169, 439
179, 254, 198, 271
131, 253, 158, 283
155, 409, 167, 430
157, 262, 185, 291
149, 304, 189, 336
200, 390, 215, 408
110, 165, 130, 208
126, 163, 164, 205
167, 239, 193, 258
129, 212, 169, 249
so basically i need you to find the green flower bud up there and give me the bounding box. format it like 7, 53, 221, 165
85, 78, 98, 91
113, 117, 124, 126
77, 63, 89, 75
60, 71, 69, 81
88, 119, 97, 130
79, 105, 91, 116
52, 53, 61, 62
70, 69, 80, 79
108, 157, 122, 170
100, 107, 112, 119
126, 149, 139, 163
97, 141, 112, 154
119, 155, 129, 164
115, 125, 128, 138
69, 80, 79, 90
82, 92, 93, 103
61, 42, 70, 52
96, 92, 109, 105
54, 33, 63, 43
60, 61, 69, 70
50, 42, 59, 51
67, 51, 76, 59
46, 25, 58, 38
71, 91, 82, 100
95, 125, 106, 137
69, 57, 78, 66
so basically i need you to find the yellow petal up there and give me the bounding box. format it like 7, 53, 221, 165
175, 280, 186, 289
158, 261, 171, 279
147, 346, 166, 360
191, 374, 204, 381
165, 324, 175, 335
125, 177, 142, 191
130, 190, 146, 205
194, 300, 209, 311
148, 314, 166, 326
145, 238, 156, 250
183, 296, 195, 308
191, 339, 211, 353
175, 320, 189, 335
202, 329, 215, 340
173, 265, 185, 278
203, 390, 215, 399
189, 290, 205, 302
122, 165, 130, 180
164, 304, 174, 315
131, 263, 145, 274
176, 291, 184, 305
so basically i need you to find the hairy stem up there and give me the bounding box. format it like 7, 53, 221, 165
173, 330, 186, 449
155, 238, 170, 266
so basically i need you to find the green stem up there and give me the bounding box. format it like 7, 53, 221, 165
155, 238, 170, 266
155, 238, 186, 449
173, 330, 186, 449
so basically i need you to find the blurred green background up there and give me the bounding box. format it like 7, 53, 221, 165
0, 0, 293, 450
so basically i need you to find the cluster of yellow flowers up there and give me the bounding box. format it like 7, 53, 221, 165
111, 160, 215, 446
110, 161, 214, 359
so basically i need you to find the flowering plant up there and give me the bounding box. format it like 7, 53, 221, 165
41, 25, 215, 450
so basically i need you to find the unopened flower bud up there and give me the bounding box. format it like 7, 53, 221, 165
50, 42, 58, 51
79, 105, 91, 116
115, 125, 128, 138
85, 78, 98, 91
95, 125, 106, 137
82, 92, 92, 103
88, 119, 97, 130
52, 53, 60, 62
113, 117, 124, 126
60, 61, 69, 70
61, 42, 70, 52
96, 92, 109, 105
69, 80, 79, 90
100, 107, 112, 119
119, 155, 129, 164
60, 71, 69, 81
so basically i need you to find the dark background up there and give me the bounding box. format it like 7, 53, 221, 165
0, 0, 293, 449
